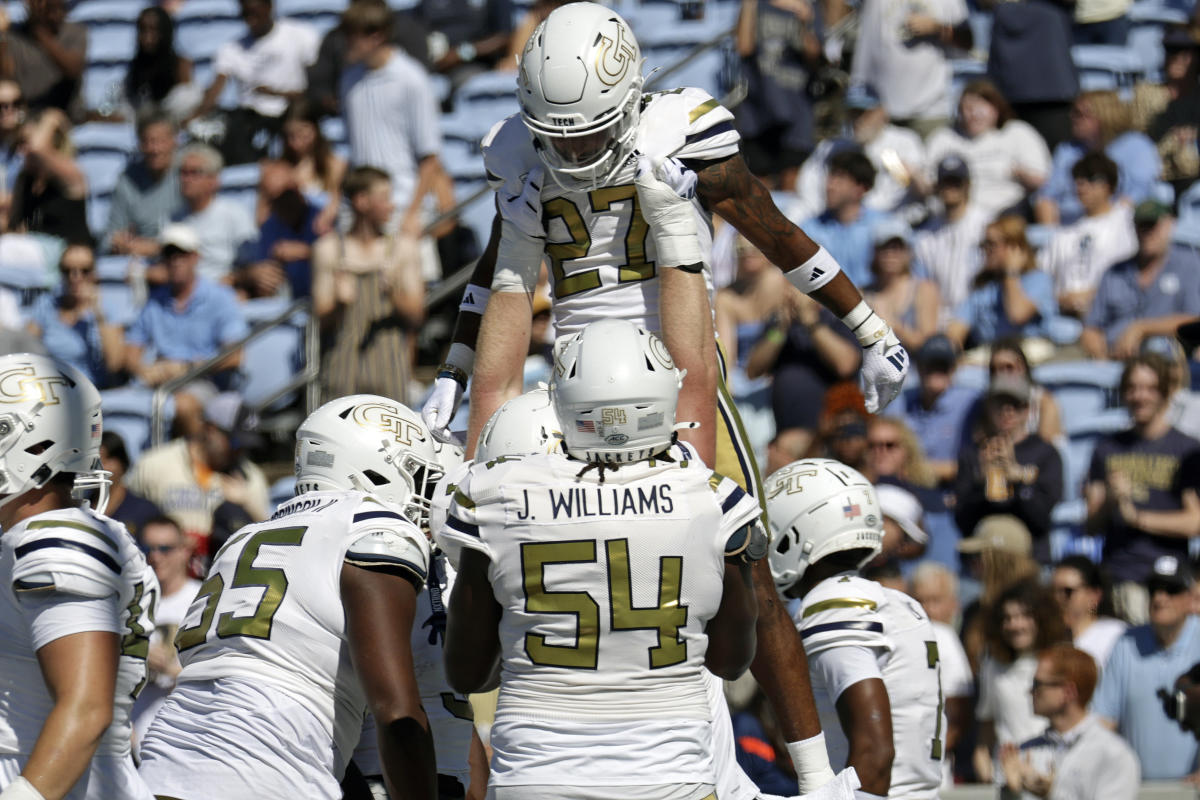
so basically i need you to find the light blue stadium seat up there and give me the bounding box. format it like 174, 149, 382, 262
83, 64, 127, 113
320, 115, 346, 146
454, 70, 520, 122
80, 150, 129, 198
96, 255, 130, 283
101, 386, 155, 461
174, 0, 242, 20
1174, 180, 1200, 246
952, 363, 990, 393
1071, 44, 1146, 96
221, 162, 261, 191
949, 58, 987, 108
642, 45, 725, 97
103, 415, 151, 461
88, 195, 111, 240
243, 324, 304, 408
241, 295, 294, 324
87, 23, 137, 65
441, 137, 485, 181
69, 0, 145, 24
452, 180, 495, 256
73, 122, 138, 154
177, 19, 247, 61
277, 0, 346, 16
218, 186, 258, 216
269, 475, 296, 513
1061, 408, 1129, 498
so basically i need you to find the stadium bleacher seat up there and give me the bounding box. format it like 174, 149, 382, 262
269, 475, 297, 513
1174, 181, 1200, 246
69, 0, 144, 24
83, 64, 128, 114
74, 122, 138, 154
1034, 359, 1124, 426
174, 0, 242, 21
87, 196, 111, 242
453, 70, 520, 126
441, 137, 485, 182
80, 150, 130, 198
1071, 44, 1147, 95
319, 116, 346, 148
642, 44, 725, 98
176, 18, 247, 62
87, 22, 137, 66
949, 57, 987, 108
218, 163, 261, 215
99, 282, 138, 327
452, 180, 495, 256
100, 386, 155, 461
96, 255, 130, 284
1128, 3, 1189, 77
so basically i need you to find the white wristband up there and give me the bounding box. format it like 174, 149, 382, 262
460, 283, 491, 315
787, 732, 837, 793
445, 342, 476, 375
785, 245, 840, 293
840, 300, 890, 348
0, 778, 47, 800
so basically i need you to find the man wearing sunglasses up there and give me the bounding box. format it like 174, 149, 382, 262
1092, 556, 1200, 781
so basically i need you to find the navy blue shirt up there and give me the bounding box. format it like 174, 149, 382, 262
732, 712, 796, 796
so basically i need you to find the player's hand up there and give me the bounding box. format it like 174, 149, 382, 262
422, 376, 465, 445
497, 166, 545, 239
634, 155, 702, 267
859, 325, 908, 414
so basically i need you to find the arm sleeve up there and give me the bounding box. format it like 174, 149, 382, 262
1087, 437, 1110, 484
213, 42, 238, 78
1084, 273, 1113, 330
1015, 441, 1062, 533
1022, 270, 1058, 325
433, 466, 496, 566
1094, 742, 1141, 800
125, 306, 150, 347
808, 644, 886, 702
19, 591, 122, 651
344, 508, 431, 590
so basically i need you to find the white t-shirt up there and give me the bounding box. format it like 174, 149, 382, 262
925, 122, 1052, 219
214, 18, 320, 118
1075, 617, 1128, 669
977, 653, 1046, 745
1038, 204, 1138, 296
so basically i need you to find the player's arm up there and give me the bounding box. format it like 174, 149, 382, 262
342, 563, 437, 800
12, 630, 119, 800
444, 548, 503, 693
692, 152, 908, 413
704, 553, 758, 679
836, 678, 895, 798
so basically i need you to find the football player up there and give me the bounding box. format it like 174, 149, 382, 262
765, 460, 946, 800
421, 6, 905, 784
0, 353, 156, 800
137, 396, 439, 800
438, 319, 765, 799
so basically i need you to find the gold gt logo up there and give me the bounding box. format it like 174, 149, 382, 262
351, 402, 424, 446
766, 468, 820, 499
0, 367, 70, 406
595, 23, 635, 86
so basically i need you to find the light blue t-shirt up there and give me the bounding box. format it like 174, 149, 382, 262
953, 270, 1056, 345
1039, 133, 1161, 225
896, 383, 979, 463
1091, 616, 1200, 780
798, 207, 888, 288
126, 278, 249, 364
28, 293, 110, 388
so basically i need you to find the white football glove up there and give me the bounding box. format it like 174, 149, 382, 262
496, 165, 545, 240
421, 376, 465, 445
634, 154, 703, 267
860, 327, 909, 414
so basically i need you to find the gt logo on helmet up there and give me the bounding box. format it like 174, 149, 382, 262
595, 23, 635, 86
767, 469, 820, 499
0, 367, 71, 406
351, 402, 425, 446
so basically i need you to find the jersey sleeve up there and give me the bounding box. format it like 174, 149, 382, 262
708, 473, 765, 556
344, 499, 432, 590
638, 87, 740, 164
9, 517, 127, 599
795, 576, 890, 657
429, 461, 474, 542
19, 591, 123, 651
482, 115, 542, 196
808, 643, 886, 702
433, 463, 499, 567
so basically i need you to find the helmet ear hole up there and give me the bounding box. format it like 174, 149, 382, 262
776, 536, 791, 555
361, 469, 390, 486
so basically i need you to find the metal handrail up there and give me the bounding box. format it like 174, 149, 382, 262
150, 297, 319, 447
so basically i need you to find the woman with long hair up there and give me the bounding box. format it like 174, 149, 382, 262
863, 223, 940, 354
925, 80, 1052, 219
987, 337, 1063, 443
946, 216, 1057, 352
125, 7, 193, 112
259, 99, 346, 235
865, 416, 938, 489
1051, 555, 1127, 667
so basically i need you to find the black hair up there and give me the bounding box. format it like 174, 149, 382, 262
827, 150, 876, 191
126, 7, 182, 107
1070, 150, 1118, 191
100, 431, 130, 470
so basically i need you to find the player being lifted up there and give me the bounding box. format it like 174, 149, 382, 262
137, 396, 442, 800
438, 319, 765, 800
0, 353, 156, 800
766, 460, 946, 800
421, 6, 907, 785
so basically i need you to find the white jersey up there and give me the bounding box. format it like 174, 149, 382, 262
484, 87, 741, 338
435, 451, 761, 792
0, 506, 156, 798
797, 575, 944, 800
138, 491, 430, 798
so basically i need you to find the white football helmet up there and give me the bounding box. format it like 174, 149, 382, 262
295, 395, 445, 529
764, 458, 883, 592
475, 386, 565, 463
0, 353, 109, 513
518, 2, 645, 185
551, 319, 685, 464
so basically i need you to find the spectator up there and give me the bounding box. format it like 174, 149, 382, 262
925, 81, 1051, 219
126, 392, 269, 558
1039, 151, 1138, 317
1072, 0, 1131, 44
171, 143, 258, 284
714, 235, 790, 370
417, 0, 514, 96
972, 579, 1069, 783
1147, 28, 1200, 200
895, 333, 977, 484
746, 291, 861, 470
124, 7, 192, 116
733, 0, 823, 188
809, 391, 871, 472
99, 430, 162, 540
1051, 555, 1127, 668
865, 415, 938, 490
1086, 355, 1200, 623
7, 107, 87, 244
1134, 26, 1198, 132
1036, 90, 1161, 225
131, 516, 199, 751
999, 645, 1140, 800
873, 482, 929, 569
124, 224, 249, 438
241, 163, 319, 299
987, 337, 1063, 444
1082, 199, 1200, 360
985, 0, 1079, 152
0, 79, 24, 227
794, 149, 885, 287
190, 0, 320, 165
948, 215, 1057, 351
1093, 556, 1200, 780
105, 111, 182, 257
790, 85, 926, 220
312, 166, 424, 404
260, 99, 345, 235
863, 217, 939, 354
340, 0, 445, 254
910, 560, 961, 628
955, 374, 1064, 562
849, 0, 970, 137
1149, 336, 1200, 441
0, 0, 86, 122
913, 155, 990, 322
958, 516, 1043, 668
25, 242, 124, 388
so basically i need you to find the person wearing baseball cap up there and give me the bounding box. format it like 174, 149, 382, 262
913, 154, 991, 321
896, 334, 977, 485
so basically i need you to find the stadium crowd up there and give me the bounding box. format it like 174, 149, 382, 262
0, 0, 1199, 794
